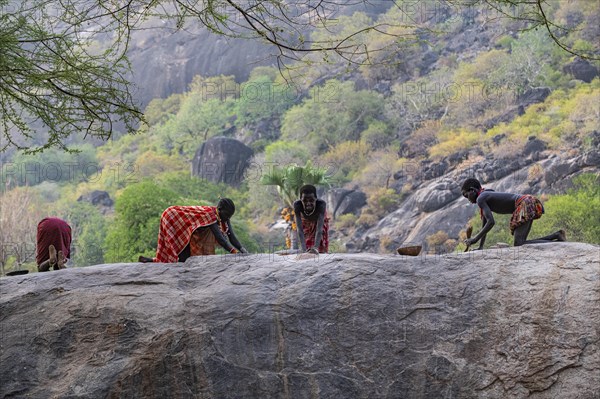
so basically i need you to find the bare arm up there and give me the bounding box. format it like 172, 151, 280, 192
472, 202, 495, 245
477, 217, 488, 250
209, 223, 237, 253
311, 210, 326, 253
294, 213, 307, 252
293, 201, 307, 251
226, 220, 247, 253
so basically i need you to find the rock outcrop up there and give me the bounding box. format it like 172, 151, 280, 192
77, 190, 114, 208
191, 136, 253, 187
127, 26, 275, 107
326, 188, 367, 219
1, 243, 599, 398
563, 58, 600, 83
125, 3, 394, 107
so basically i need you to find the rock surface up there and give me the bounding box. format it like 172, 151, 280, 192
326, 188, 367, 219
77, 190, 114, 208
563, 58, 600, 83
127, 26, 275, 107
191, 136, 253, 187
1, 243, 599, 398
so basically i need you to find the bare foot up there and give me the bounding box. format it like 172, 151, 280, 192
38, 260, 50, 272
557, 230, 567, 242
48, 245, 57, 268
56, 250, 67, 270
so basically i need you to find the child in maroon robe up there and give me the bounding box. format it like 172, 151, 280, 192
36, 217, 71, 271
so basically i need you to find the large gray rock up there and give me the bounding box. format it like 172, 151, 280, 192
326, 188, 367, 219
563, 58, 600, 83
517, 87, 551, 108
1, 243, 599, 398
127, 26, 275, 107
192, 136, 253, 187
522, 136, 547, 159
413, 180, 460, 213
125, 3, 394, 107
543, 158, 580, 187
76, 190, 114, 207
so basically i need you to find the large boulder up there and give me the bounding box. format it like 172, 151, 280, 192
127, 26, 274, 107
326, 188, 367, 219
543, 158, 580, 187
522, 136, 548, 160
563, 58, 600, 83
191, 137, 253, 187
413, 181, 459, 213
1, 243, 599, 398
517, 87, 551, 108
76, 190, 114, 207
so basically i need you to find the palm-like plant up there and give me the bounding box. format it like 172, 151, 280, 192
261, 161, 330, 249
261, 161, 330, 207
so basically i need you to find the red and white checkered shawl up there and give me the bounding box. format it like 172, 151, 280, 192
154, 206, 226, 263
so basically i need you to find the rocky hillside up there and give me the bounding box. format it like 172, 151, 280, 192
349, 144, 600, 253
1, 243, 598, 398
127, 25, 274, 107
126, 2, 393, 107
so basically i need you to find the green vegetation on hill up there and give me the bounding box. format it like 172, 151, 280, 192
533, 174, 600, 244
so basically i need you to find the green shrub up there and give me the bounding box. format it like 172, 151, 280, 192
104, 181, 180, 262
356, 210, 379, 228
62, 202, 107, 267
532, 173, 600, 244
335, 213, 358, 230
367, 188, 401, 217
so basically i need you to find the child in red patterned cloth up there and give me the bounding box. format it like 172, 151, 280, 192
139, 198, 247, 263
293, 185, 329, 254
461, 178, 566, 249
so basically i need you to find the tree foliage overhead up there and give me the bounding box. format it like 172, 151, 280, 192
1, 0, 598, 151
0, 0, 598, 151
0, 0, 144, 152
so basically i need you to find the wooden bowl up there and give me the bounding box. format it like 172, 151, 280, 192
396, 245, 422, 256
